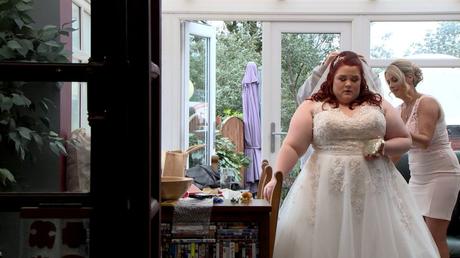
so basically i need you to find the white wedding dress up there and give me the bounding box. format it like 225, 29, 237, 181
273, 102, 440, 258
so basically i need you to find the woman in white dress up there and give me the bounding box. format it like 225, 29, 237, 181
264, 51, 439, 258
385, 60, 460, 258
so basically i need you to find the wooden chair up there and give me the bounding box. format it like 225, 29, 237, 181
257, 159, 272, 199
268, 171, 283, 258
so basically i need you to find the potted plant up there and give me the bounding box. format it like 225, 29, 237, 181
0, 0, 70, 189
215, 133, 250, 184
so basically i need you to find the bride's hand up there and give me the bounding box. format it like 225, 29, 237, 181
263, 179, 277, 200
364, 138, 385, 160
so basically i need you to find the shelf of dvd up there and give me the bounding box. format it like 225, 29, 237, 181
161, 199, 271, 258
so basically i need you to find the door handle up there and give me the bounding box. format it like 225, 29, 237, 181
270, 122, 287, 153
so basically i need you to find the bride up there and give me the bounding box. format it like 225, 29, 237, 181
263, 51, 440, 258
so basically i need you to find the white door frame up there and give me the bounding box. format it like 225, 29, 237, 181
261, 22, 352, 165
182, 22, 216, 165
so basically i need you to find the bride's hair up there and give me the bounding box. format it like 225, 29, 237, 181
310, 51, 382, 109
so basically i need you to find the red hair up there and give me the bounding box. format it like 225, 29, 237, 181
309, 51, 382, 109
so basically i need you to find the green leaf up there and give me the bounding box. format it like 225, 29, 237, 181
17, 126, 32, 140
0, 0, 9, 5
21, 13, 34, 24
48, 131, 58, 137
8, 131, 23, 159
16, 2, 33, 11
7, 40, 22, 49
11, 93, 31, 106
0, 94, 13, 111
54, 141, 67, 156
19, 39, 33, 51
14, 18, 24, 29
42, 25, 58, 31
31, 132, 43, 148
49, 141, 60, 156
39, 26, 59, 41
44, 40, 61, 47
37, 43, 48, 53
0, 168, 16, 186
0, 46, 16, 59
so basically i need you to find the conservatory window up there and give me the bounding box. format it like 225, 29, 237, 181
370, 20, 460, 148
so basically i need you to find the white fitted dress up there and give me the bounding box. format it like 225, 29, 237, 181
403, 95, 460, 220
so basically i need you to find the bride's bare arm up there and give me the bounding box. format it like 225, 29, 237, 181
382, 100, 412, 156
274, 100, 314, 175
263, 100, 314, 200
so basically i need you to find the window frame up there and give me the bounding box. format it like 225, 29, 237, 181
71, 0, 91, 132
161, 12, 460, 154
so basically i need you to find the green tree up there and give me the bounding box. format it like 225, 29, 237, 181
370, 32, 393, 59
410, 22, 460, 57
280, 33, 338, 131
215, 21, 262, 117
189, 34, 206, 103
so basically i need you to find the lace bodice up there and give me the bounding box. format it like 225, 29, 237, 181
312, 102, 386, 153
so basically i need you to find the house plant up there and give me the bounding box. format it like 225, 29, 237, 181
215, 133, 250, 184
0, 0, 70, 189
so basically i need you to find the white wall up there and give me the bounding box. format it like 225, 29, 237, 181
163, 0, 460, 15
161, 0, 460, 151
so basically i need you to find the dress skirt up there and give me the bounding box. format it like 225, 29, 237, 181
273, 151, 440, 258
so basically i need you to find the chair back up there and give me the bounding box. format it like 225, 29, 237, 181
268, 171, 283, 258
257, 160, 272, 199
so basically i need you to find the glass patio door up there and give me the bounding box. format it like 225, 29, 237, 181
261, 22, 352, 166
183, 22, 216, 167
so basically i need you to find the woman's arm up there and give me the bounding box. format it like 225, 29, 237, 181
411, 96, 440, 149
382, 100, 412, 156
296, 52, 339, 105
275, 100, 313, 175
264, 100, 314, 199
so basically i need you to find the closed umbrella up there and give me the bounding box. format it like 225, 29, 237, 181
242, 62, 261, 193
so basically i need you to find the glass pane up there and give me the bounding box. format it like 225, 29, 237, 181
188, 35, 209, 168
0, 81, 90, 193
371, 21, 460, 59
72, 3, 81, 51
280, 32, 340, 201
376, 67, 460, 149
0, 1, 91, 64
83, 10, 91, 54
0, 210, 90, 257
280, 33, 340, 132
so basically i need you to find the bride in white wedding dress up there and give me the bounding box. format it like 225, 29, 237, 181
263, 51, 440, 258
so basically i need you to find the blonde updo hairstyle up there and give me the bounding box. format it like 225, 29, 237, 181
385, 59, 423, 100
